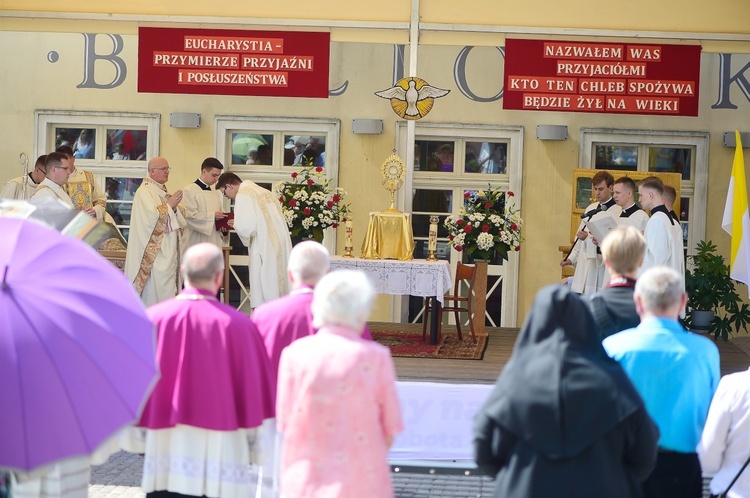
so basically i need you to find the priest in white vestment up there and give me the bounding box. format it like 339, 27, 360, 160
561, 171, 621, 294
600, 176, 650, 284
30, 152, 73, 208
0, 154, 46, 200
181, 157, 227, 252
124, 157, 186, 307
56, 145, 107, 221
217, 172, 292, 308
637, 176, 685, 283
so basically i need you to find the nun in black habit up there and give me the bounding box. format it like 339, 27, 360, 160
473, 285, 659, 498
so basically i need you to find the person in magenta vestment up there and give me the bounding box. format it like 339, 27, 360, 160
276, 270, 403, 498
132, 243, 275, 498
251, 241, 372, 382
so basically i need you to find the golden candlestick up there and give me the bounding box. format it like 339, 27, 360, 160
426, 215, 439, 261
343, 219, 354, 257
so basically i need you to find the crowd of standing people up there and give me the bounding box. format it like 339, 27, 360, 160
3, 154, 750, 498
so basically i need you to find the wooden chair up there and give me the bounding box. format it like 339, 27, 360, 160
422, 262, 479, 342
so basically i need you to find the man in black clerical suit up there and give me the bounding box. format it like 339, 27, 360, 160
586, 225, 646, 339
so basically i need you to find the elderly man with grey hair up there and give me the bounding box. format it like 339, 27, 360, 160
276, 270, 403, 497
603, 266, 720, 498
130, 243, 275, 498
124, 157, 187, 306
251, 240, 372, 380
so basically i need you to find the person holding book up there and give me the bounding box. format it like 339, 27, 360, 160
181, 157, 228, 253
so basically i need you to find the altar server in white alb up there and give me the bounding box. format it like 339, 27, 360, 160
125, 157, 187, 306
30, 152, 74, 207
613, 177, 649, 232
216, 171, 292, 308
181, 157, 228, 252
1, 154, 46, 200
637, 176, 685, 281
561, 171, 622, 294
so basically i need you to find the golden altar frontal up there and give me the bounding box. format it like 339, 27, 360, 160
361, 211, 415, 261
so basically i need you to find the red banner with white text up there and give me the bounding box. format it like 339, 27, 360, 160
503, 39, 701, 116
138, 27, 330, 98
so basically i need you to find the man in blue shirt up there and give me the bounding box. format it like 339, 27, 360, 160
603, 266, 719, 498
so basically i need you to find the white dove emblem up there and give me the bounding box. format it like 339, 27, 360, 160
375, 77, 450, 120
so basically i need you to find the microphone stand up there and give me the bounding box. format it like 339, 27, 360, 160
564, 204, 605, 260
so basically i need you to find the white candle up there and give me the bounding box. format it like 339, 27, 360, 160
345, 219, 353, 247
428, 222, 438, 252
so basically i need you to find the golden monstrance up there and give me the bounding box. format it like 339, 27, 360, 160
380, 152, 406, 213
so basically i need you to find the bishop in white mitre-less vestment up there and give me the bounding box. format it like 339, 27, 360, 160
125, 178, 187, 306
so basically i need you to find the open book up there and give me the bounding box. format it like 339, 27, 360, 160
583, 215, 618, 244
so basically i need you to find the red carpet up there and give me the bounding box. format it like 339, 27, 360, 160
368, 322, 488, 360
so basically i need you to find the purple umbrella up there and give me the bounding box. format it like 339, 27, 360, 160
0, 218, 157, 472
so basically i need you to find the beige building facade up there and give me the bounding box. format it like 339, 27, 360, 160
1, 1, 749, 324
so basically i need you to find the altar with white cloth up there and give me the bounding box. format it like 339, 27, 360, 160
329, 256, 452, 345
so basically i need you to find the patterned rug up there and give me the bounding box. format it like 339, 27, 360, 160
368, 322, 488, 360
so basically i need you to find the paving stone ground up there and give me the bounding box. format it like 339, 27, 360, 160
89, 450, 716, 497
88, 451, 497, 497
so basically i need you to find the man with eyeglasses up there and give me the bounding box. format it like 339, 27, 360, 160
56, 145, 105, 220
216, 171, 292, 309
125, 157, 186, 306
30, 152, 74, 207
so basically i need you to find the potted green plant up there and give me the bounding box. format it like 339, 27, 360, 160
684, 240, 750, 341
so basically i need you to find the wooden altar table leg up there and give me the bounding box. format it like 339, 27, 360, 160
429, 296, 441, 346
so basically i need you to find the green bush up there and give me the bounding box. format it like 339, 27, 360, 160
685, 240, 750, 341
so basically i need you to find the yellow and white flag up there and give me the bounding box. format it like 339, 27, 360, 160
722, 130, 750, 296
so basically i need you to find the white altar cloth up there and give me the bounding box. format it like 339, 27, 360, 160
329, 256, 452, 305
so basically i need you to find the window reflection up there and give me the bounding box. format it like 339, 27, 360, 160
465, 141, 507, 174
105, 176, 144, 241
106, 129, 148, 161
412, 188, 452, 213
283, 135, 326, 167
414, 139, 455, 172
648, 147, 691, 180
56, 127, 96, 159
595, 145, 638, 171
231, 133, 273, 165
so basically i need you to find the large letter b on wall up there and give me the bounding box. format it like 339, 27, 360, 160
78, 34, 127, 89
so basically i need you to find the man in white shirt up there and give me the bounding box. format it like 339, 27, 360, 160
561, 170, 622, 294
181, 157, 228, 253
697, 368, 750, 497
30, 152, 73, 207
637, 176, 685, 281
1, 154, 47, 200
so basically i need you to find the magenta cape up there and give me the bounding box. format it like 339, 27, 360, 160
251, 287, 372, 381
138, 288, 275, 431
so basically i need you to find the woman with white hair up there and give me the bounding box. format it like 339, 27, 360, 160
276, 270, 403, 497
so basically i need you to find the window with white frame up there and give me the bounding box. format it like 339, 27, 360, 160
397, 123, 524, 328
35, 111, 160, 241
214, 117, 340, 310
579, 129, 708, 255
